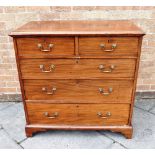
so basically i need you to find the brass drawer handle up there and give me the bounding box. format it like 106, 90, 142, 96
42, 87, 56, 95
97, 112, 111, 119
100, 43, 117, 52
38, 43, 54, 52
99, 87, 113, 96
39, 64, 55, 72
44, 112, 59, 119
99, 64, 115, 73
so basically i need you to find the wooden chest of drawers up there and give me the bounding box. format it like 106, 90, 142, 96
10, 20, 144, 139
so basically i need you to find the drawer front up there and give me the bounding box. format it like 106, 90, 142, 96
77, 104, 130, 126
20, 59, 136, 79
26, 103, 130, 126
79, 37, 138, 57
16, 37, 74, 57
26, 103, 77, 125
24, 80, 133, 103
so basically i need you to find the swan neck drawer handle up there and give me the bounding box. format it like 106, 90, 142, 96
38, 43, 54, 52
99, 64, 115, 73
39, 64, 55, 72
44, 112, 59, 119
97, 112, 111, 119
99, 87, 113, 96
100, 43, 117, 52
42, 87, 57, 95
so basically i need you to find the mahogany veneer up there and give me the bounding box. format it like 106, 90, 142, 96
10, 20, 145, 139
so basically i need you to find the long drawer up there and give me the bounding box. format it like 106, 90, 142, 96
79, 37, 138, 57
24, 80, 133, 103
16, 37, 75, 57
26, 103, 130, 126
20, 59, 136, 79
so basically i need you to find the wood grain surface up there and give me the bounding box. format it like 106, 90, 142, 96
26, 103, 130, 126
17, 37, 74, 56
23, 79, 133, 103
9, 20, 144, 36
20, 59, 136, 79
79, 37, 138, 57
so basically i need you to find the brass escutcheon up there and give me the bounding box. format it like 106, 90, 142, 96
39, 64, 55, 72
97, 112, 111, 119
99, 87, 113, 96
100, 43, 117, 52
99, 64, 115, 73
44, 112, 59, 119
38, 43, 54, 52
42, 87, 57, 95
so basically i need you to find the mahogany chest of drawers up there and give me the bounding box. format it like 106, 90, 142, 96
10, 20, 144, 139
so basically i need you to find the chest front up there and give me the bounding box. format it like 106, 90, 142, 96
10, 20, 144, 138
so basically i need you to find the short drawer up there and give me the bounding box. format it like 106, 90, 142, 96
16, 37, 74, 57
79, 37, 138, 57
24, 80, 133, 103
26, 103, 77, 125
20, 59, 136, 79
26, 103, 130, 126
77, 104, 130, 126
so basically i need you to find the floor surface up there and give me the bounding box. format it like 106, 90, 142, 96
0, 99, 155, 149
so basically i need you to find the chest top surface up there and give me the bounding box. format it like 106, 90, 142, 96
10, 20, 144, 37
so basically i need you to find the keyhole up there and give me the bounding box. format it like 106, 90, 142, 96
108, 39, 114, 43
76, 59, 79, 64
43, 39, 49, 46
